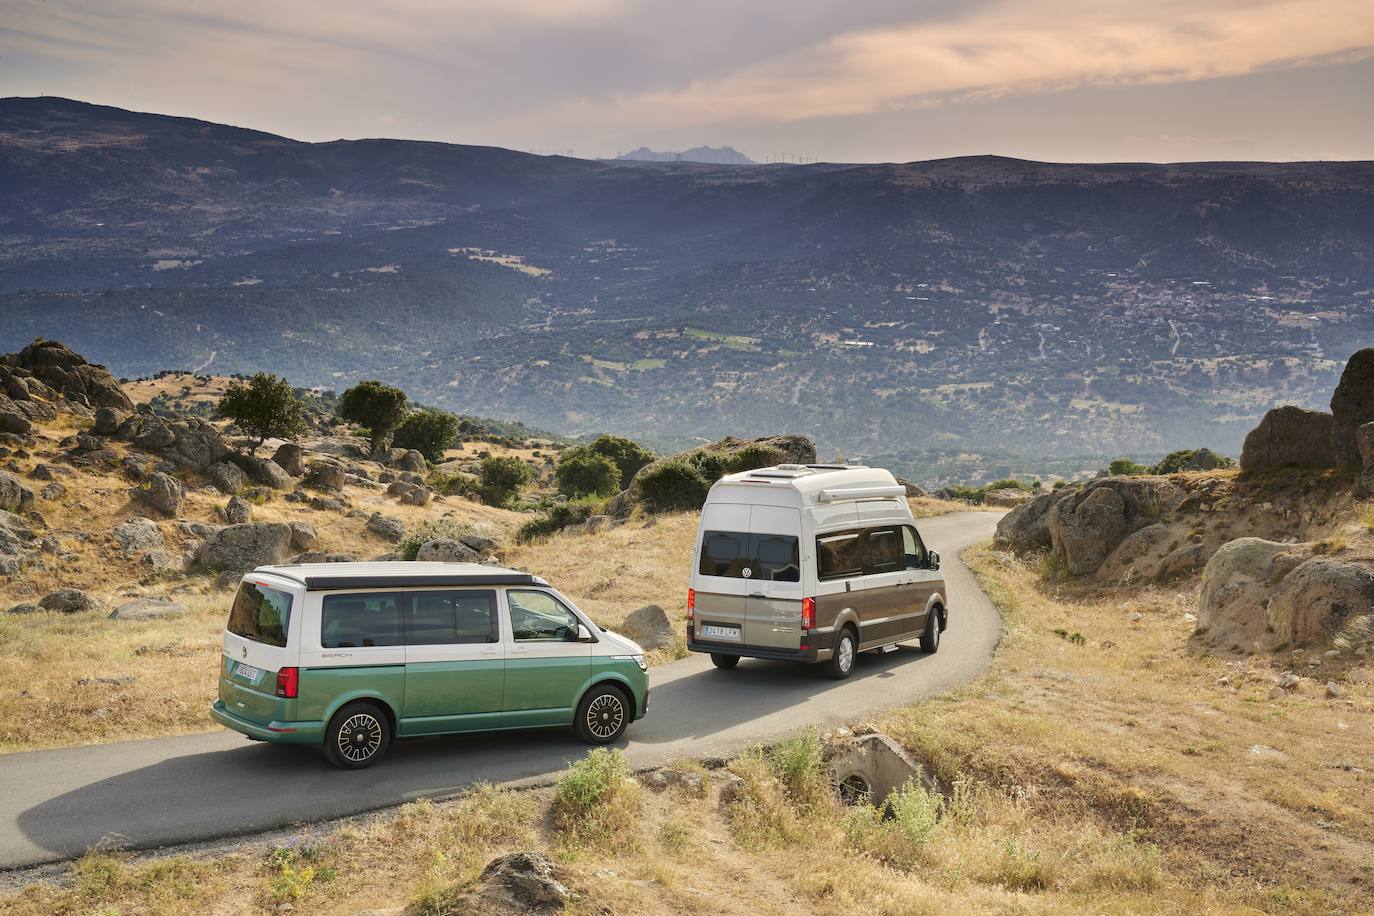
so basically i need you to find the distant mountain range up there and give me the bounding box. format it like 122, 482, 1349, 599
615, 145, 756, 165
2, 97, 1373, 483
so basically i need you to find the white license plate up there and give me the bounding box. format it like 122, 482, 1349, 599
235, 663, 261, 682
702, 624, 741, 641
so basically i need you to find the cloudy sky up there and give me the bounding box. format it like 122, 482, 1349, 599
3, 0, 1372, 162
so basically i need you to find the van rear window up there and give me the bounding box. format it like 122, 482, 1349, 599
227, 582, 294, 648
699, 531, 800, 582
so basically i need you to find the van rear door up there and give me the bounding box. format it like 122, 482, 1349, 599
693, 502, 752, 646
220, 577, 299, 725
744, 505, 803, 651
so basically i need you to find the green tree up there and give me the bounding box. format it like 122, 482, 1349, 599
215, 372, 306, 453
585, 434, 655, 484
337, 380, 408, 455
555, 449, 621, 498
478, 455, 534, 507
393, 408, 460, 463
1108, 457, 1150, 476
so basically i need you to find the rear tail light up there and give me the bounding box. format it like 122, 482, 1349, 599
275, 666, 299, 699
687, 588, 695, 621
801, 597, 816, 630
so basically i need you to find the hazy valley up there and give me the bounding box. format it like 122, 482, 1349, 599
4, 98, 1374, 484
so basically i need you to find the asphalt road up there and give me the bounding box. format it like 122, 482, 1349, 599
0, 511, 1002, 870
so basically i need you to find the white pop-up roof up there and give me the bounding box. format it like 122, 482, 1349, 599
712, 464, 906, 505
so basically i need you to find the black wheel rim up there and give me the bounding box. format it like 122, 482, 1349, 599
336, 712, 382, 762
586, 694, 625, 740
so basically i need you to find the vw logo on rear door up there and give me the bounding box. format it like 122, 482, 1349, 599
742, 567, 752, 578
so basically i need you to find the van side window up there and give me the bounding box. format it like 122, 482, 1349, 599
817, 531, 864, 580
507, 590, 581, 642
902, 526, 927, 569
406, 590, 498, 645
321, 593, 403, 648
863, 528, 903, 574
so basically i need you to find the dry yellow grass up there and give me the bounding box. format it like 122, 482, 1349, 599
872, 546, 1374, 912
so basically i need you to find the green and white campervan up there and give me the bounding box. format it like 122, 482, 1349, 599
211, 562, 649, 768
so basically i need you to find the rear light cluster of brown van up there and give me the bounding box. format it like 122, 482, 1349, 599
686, 588, 695, 621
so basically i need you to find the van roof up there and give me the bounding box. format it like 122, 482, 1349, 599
249, 561, 549, 592
711, 464, 906, 504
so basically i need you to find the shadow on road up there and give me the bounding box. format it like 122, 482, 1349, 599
17, 646, 937, 861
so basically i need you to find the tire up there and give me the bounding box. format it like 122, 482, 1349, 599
920, 607, 942, 654
710, 653, 740, 669
323, 701, 391, 769
575, 683, 630, 744
825, 627, 857, 680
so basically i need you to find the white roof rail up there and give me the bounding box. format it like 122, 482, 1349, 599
816, 484, 907, 503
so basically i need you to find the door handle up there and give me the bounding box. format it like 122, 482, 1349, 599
481, 647, 500, 655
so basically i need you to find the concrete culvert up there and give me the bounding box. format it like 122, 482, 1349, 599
825, 733, 941, 809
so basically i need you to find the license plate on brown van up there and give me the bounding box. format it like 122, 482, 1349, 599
702, 624, 741, 641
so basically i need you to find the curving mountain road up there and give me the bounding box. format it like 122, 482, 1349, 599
0, 511, 1001, 870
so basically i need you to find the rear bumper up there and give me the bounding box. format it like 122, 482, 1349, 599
211, 700, 324, 745
687, 626, 835, 663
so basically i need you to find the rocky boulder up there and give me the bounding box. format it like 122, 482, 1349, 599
620, 604, 674, 650
112, 516, 165, 554
994, 489, 1067, 553
461, 852, 570, 915
0, 470, 35, 514
108, 598, 189, 621
1240, 406, 1336, 472
0, 408, 30, 435
133, 472, 182, 517
895, 476, 927, 498
415, 539, 479, 562
93, 406, 127, 436
289, 522, 318, 551
1195, 538, 1301, 652
207, 460, 246, 495
1357, 422, 1374, 495
983, 487, 1034, 508
365, 513, 406, 542
194, 523, 292, 575
387, 480, 431, 506
394, 449, 427, 473
303, 459, 348, 491
1330, 348, 1374, 466
229, 454, 292, 490
1047, 477, 1184, 577
39, 588, 102, 614
271, 442, 306, 476
9, 339, 133, 411
1267, 558, 1374, 648
1181, 447, 1226, 471
221, 495, 252, 525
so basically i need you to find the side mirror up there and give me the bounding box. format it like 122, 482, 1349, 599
927, 551, 940, 571
576, 623, 593, 642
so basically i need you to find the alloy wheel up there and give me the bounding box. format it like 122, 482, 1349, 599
336, 712, 383, 763
585, 693, 625, 740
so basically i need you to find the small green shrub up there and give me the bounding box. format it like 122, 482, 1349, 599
516, 502, 596, 543
843, 777, 945, 868
725, 442, 787, 474
636, 458, 711, 512
764, 730, 832, 813
552, 748, 641, 844
397, 518, 470, 560
555, 448, 621, 498
1107, 457, 1150, 476
477, 455, 534, 507
428, 471, 477, 498
689, 449, 728, 482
